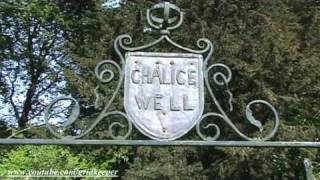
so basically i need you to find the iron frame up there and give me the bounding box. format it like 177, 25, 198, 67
0, 1, 318, 148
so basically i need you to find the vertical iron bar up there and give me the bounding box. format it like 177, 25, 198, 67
304, 158, 314, 180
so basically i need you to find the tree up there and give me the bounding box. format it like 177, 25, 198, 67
0, 0, 67, 129
0, 0, 319, 179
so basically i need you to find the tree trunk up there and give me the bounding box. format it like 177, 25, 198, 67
18, 78, 38, 129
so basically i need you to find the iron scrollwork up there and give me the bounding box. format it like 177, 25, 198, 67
44, 1, 279, 142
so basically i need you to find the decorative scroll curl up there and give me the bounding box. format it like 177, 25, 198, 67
196, 100, 279, 141
43, 1, 280, 142
106, 111, 132, 140
245, 100, 280, 140
44, 57, 130, 140
45, 96, 80, 139
196, 113, 224, 141
114, 34, 213, 59
95, 60, 121, 84
45, 96, 132, 140
202, 61, 280, 141
94, 59, 122, 109
207, 63, 233, 111
207, 63, 232, 86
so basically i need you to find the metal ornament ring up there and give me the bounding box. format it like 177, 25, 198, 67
45, 96, 80, 139
147, 2, 184, 31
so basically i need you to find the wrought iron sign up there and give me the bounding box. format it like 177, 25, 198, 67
1, 1, 319, 148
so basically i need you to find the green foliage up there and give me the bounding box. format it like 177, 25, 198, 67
0, 145, 130, 178
0, 145, 91, 176
209, 147, 318, 179
0, 0, 319, 179
69, 146, 130, 170
123, 147, 207, 180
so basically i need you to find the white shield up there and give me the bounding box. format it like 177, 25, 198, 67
124, 52, 204, 140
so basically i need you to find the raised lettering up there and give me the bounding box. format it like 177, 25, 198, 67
176, 70, 186, 85
131, 69, 140, 84
188, 70, 197, 85
161, 68, 170, 84
154, 94, 163, 110
151, 67, 161, 83
135, 96, 152, 110
170, 96, 180, 111
183, 95, 194, 111
142, 66, 151, 84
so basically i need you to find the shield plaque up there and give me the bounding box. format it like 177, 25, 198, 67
124, 52, 204, 140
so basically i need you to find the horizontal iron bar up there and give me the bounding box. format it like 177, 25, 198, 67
0, 139, 319, 148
